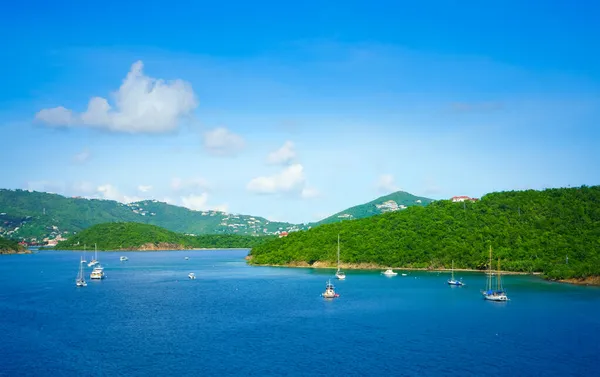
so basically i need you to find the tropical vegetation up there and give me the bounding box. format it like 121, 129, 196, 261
54, 222, 274, 250
0, 236, 25, 253
249, 186, 600, 280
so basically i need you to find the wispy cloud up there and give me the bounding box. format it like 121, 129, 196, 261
247, 164, 306, 195
266, 141, 296, 165
202, 127, 245, 157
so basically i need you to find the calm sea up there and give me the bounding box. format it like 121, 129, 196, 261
1, 249, 599, 376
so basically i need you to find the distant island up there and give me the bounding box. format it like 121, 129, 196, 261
0, 236, 30, 254
54, 222, 274, 251
249, 186, 600, 284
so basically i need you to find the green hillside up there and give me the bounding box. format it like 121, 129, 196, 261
313, 191, 434, 225
55, 222, 274, 250
249, 186, 600, 280
0, 189, 303, 243
0, 236, 25, 254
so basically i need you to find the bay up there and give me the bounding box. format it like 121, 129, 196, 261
1, 249, 599, 376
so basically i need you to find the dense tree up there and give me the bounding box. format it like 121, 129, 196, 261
250, 186, 600, 279
0, 236, 25, 253
55, 222, 274, 250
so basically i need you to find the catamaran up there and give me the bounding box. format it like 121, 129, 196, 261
90, 265, 105, 279
482, 246, 509, 301
447, 260, 464, 286
335, 234, 346, 280
76, 256, 87, 287
321, 279, 339, 298
88, 243, 99, 267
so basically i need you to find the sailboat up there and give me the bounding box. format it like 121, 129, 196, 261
81, 245, 87, 264
335, 234, 346, 280
87, 243, 99, 267
76, 256, 87, 287
482, 246, 509, 301
447, 260, 464, 286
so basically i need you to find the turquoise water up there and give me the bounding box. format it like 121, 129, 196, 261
1, 249, 599, 376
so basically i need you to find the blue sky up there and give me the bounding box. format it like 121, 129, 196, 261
1, 1, 599, 223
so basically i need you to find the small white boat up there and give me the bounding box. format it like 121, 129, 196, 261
90, 265, 105, 280
120, 256, 128, 261
185, 257, 190, 260
447, 260, 465, 286
401, 273, 408, 276
88, 243, 99, 267
321, 279, 339, 298
382, 269, 398, 277
188, 272, 196, 279
76, 256, 87, 287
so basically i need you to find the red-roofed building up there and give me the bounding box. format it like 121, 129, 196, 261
451, 196, 479, 202
278, 231, 289, 238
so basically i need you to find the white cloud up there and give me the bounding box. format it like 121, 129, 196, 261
35, 60, 198, 133
179, 193, 227, 212
202, 127, 245, 156
180, 193, 209, 211
72, 181, 95, 195
376, 174, 400, 193
138, 185, 153, 193
301, 187, 320, 199
247, 164, 306, 195
73, 149, 91, 164
96, 184, 141, 203
267, 141, 296, 165
36, 106, 75, 126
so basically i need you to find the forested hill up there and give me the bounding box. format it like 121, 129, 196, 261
313, 190, 433, 225
0, 236, 26, 254
249, 186, 600, 279
55, 222, 274, 250
0, 189, 302, 242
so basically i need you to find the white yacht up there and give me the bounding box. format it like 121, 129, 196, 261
335, 234, 346, 280
76, 256, 87, 287
88, 243, 99, 267
321, 279, 339, 298
188, 272, 196, 279
120, 256, 128, 261
382, 269, 398, 277
90, 265, 105, 280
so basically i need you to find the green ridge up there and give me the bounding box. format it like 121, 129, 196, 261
249, 186, 600, 280
313, 191, 434, 225
55, 222, 274, 250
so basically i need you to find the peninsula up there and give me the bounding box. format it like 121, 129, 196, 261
248, 186, 600, 283
0, 236, 31, 254
54, 222, 273, 251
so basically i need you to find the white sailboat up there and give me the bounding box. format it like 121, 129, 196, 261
87, 243, 99, 267
447, 260, 464, 286
81, 245, 87, 264
335, 234, 346, 280
482, 246, 509, 301
76, 256, 87, 287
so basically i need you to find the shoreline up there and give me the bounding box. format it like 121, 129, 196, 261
246, 259, 599, 286
245, 259, 532, 275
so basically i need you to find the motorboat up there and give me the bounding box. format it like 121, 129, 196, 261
188, 272, 196, 279
321, 279, 339, 298
90, 265, 105, 280
382, 269, 398, 277
120, 256, 128, 261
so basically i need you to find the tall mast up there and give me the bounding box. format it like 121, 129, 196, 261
337, 234, 340, 270
487, 245, 493, 291
497, 257, 502, 291
451, 260, 455, 280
